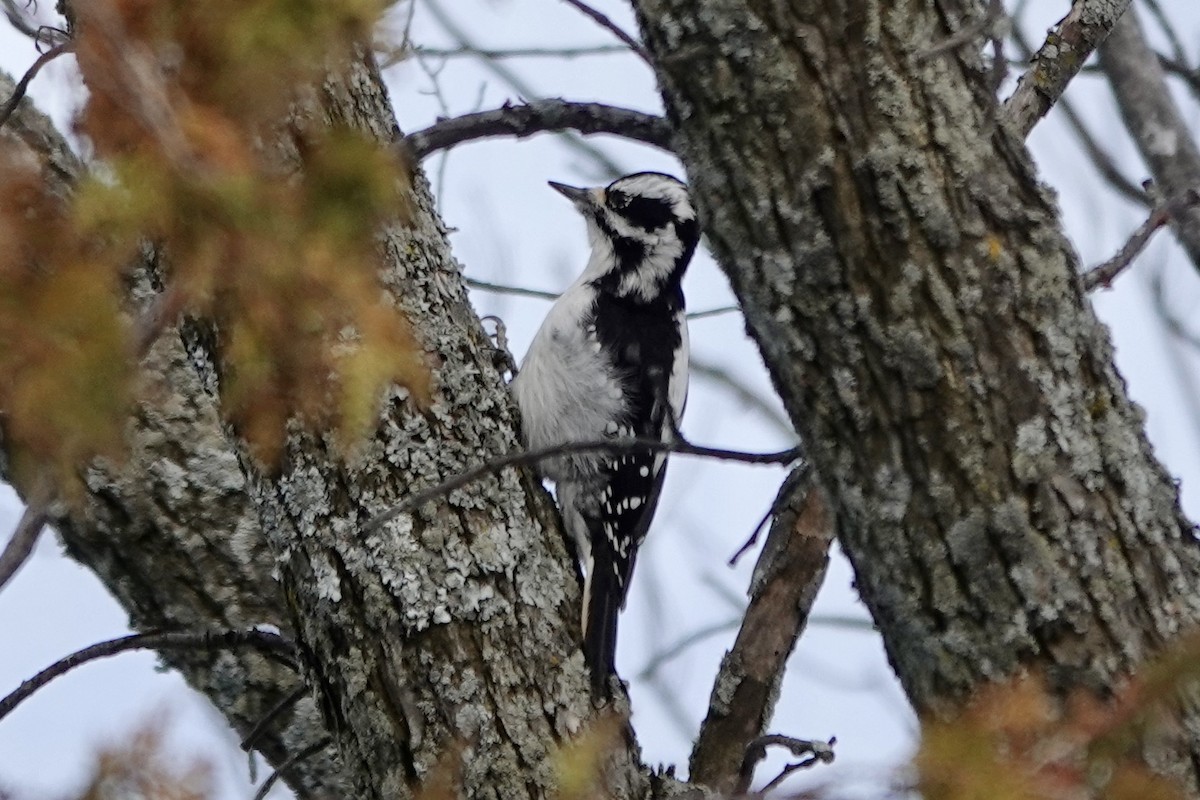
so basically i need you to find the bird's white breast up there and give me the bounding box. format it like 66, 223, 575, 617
511, 284, 629, 482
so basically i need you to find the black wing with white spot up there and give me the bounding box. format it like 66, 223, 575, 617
581, 290, 686, 690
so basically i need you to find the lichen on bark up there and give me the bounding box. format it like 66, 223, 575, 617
632, 0, 1200, 789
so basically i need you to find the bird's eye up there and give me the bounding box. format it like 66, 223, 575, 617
608, 190, 630, 210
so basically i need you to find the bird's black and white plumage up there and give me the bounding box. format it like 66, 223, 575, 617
510, 172, 699, 694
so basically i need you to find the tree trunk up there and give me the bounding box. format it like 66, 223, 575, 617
233, 54, 642, 800
631, 0, 1200, 788
1, 54, 645, 798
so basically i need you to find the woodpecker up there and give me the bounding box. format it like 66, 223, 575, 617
510, 172, 699, 694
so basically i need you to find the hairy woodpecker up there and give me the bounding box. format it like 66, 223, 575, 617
510, 172, 699, 694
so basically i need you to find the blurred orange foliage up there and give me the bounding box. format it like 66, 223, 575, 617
0, 0, 432, 482
916, 634, 1200, 800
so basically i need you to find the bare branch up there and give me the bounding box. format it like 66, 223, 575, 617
636, 617, 740, 680
402, 99, 672, 160
0, 629, 297, 723
1140, 0, 1189, 71
1, 0, 41, 40
421, 1, 627, 176
686, 305, 738, 320
1150, 266, 1200, 353
0, 476, 51, 591
0, 41, 73, 131
466, 277, 559, 302
691, 357, 794, 441
917, 0, 1006, 62
1083, 189, 1200, 291
364, 436, 802, 535
689, 467, 836, 795
1158, 52, 1200, 102
1099, 9, 1200, 275
1004, 0, 1133, 138
1009, 25, 1149, 205
240, 685, 308, 751
0, 506, 46, 590
251, 737, 332, 800
557, 0, 651, 64
412, 44, 629, 61
465, 277, 738, 321
740, 733, 836, 795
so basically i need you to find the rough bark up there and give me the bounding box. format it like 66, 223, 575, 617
1, 54, 644, 798
1004, 0, 1134, 139
631, 0, 1200, 788
1099, 8, 1200, 273
0, 71, 344, 797
228, 54, 645, 800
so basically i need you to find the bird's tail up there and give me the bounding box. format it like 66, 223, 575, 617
582, 560, 621, 696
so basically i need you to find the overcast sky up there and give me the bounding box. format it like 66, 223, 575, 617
2, 2, 1199, 798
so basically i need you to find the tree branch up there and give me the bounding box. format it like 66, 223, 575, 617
1008, 24, 1149, 206
0, 41, 73, 131
365, 435, 802, 535
557, 0, 651, 64
1004, 0, 1132, 138
0, 477, 50, 591
402, 99, 673, 160
0, 629, 297, 723
741, 734, 836, 795
421, 1, 627, 175
688, 467, 836, 795
2, 0, 43, 41
409, 44, 629, 61
251, 738, 333, 800
1083, 188, 1200, 291
1099, 8, 1200, 276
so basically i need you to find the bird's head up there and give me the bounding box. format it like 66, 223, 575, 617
549, 172, 700, 303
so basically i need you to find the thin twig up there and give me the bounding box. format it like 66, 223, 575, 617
1100, 9, 1200, 276
1150, 265, 1200, 353
1082, 189, 1200, 291
916, 0, 1006, 61
0, 630, 297, 723
557, 0, 651, 64
1004, 0, 1134, 138
402, 99, 672, 160
0, 41, 73, 131
741, 733, 836, 795
466, 277, 738, 322
0, 509, 44, 590
466, 277, 559, 301
421, 1, 626, 177
691, 358, 794, 440
687, 305, 738, 320
1, 0, 44, 41
0, 476, 51, 592
636, 617, 740, 680
1140, 0, 1189, 71
1158, 52, 1200, 102
1008, 25, 1149, 205
251, 737, 332, 800
240, 685, 309, 751
728, 503, 776, 568
411, 44, 629, 61
364, 436, 802, 535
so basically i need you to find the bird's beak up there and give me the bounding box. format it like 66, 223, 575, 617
548, 181, 601, 211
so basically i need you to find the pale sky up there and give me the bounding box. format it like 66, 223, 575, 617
1, 2, 1199, 798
